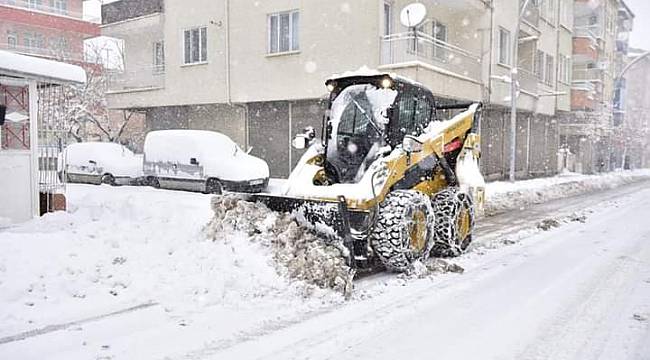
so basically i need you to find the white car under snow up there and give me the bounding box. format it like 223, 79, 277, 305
61, 142, 143, 185
143, 129, 269, 193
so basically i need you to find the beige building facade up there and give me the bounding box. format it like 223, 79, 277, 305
559, 0, 634, 173
102, 0, 579, 178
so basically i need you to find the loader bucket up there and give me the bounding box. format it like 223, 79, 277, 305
248, 194, 344, 236
245, 193, 358, 268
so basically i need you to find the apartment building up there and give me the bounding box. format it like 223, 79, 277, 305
0, 0, 100, 150
622, 48, 650, 169
483, 0, 574, 179
560, 0, 626, 173
102, 0, 576, 179
0, 0, 99, 61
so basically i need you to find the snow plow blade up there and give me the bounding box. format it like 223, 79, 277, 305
243, 193, 358, 268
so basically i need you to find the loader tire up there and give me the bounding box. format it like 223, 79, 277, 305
370, 190, 435, 272
430, 188, 475, 257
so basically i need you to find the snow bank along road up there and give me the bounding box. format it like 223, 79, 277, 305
1, 175, 650, 359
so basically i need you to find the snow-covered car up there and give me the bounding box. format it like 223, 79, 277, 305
143, 130, 269, 193
61, 142, 143, 186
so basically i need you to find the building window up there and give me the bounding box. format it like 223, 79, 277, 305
534, 50, 545, 80
431, 20, 448, 60
27, 0, 42, 9
23, 32, 44, 50
559, 55, 571, 84
383, 2, 392, 36
268, 10, 299, 54
153, 41, 165, 73
7, 31, 18, 49
183, 27, 207, 65
545, 54, 554, 85
547, 0, 556, 24
559, 0, 572, 27
498, 27, 511, 66
52, 0, 68, 15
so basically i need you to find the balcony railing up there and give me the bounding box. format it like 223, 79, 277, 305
0, 0, 87, 20
0, 42, 82, 61
518, 68, 538, 95
107, 65, 165, 93
574, 25, 603, 41
521, 0, 540, 27
380, 32, 482, 82
573, 68, 604, 82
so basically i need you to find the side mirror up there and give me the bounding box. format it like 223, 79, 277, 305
88, 160, 97, 165
291, 134, 308, 150
292, 126, 316, 150
402, 135, 423, 153
190, 158, 199, 165
0, 104, 5, 126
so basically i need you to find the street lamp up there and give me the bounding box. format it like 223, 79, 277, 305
508, 0, 532, 182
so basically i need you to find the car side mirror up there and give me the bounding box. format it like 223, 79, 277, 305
190, 157, 199, 165
292, 126, 316, 150
402, 135, 423, 153
0, 104, 6, 126
88, 160, 97, 165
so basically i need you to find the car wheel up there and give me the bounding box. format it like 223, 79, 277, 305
148, 177, 160, 188
101, 173, 116, 186
206, 178, 223, 194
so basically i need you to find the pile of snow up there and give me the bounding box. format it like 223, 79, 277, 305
485, 169, 650, 214
204, 195, 354, 297
0, 185, 341, 339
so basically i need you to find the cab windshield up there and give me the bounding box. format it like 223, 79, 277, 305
325, 84, 398, 183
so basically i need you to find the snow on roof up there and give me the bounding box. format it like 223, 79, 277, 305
327, 66, 423, 88
328, 66, 394, 81
0, 50, 86, 84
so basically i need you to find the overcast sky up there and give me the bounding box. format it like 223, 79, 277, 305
84, 0, 650, 51
625, 0, 650, 51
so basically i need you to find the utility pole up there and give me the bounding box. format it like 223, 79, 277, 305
509, 0, 532, 182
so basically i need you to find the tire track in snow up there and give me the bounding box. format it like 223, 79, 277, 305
0, 302, 157, 345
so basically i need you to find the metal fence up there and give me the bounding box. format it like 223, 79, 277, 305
37, 84, 69, 211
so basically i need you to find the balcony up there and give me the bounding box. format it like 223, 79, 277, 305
572, 68, 604, 82
0, 0, 88, 21
380, 32, 482, 83
0, 42, 82, 61
518, 68, 538, 95
107, 65, 164, 93
575, 26, 601, 43
521, 0, 540, 28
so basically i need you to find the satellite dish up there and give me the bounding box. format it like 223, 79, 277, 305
400, 3, 427, 28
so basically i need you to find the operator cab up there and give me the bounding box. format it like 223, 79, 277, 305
323, 74, 437, 184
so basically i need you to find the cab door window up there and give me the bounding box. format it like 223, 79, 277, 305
395, 91, 433, 144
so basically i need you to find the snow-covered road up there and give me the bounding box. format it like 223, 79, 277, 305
1, 176, 650, 360
218, 182, 650, 360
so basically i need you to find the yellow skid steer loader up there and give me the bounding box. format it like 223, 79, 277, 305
248, 72, 485, 272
